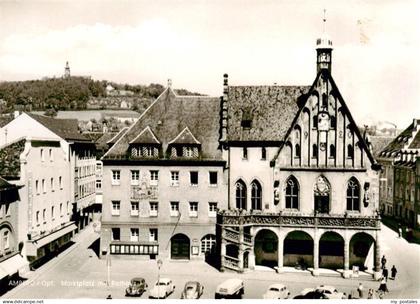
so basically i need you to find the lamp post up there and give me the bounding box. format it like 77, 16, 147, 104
157, 259, 163, 298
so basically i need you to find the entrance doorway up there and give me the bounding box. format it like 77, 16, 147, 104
170, 234, 190, 260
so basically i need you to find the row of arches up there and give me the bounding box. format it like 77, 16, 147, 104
284, 142, 356, 159
225, 229, 375, 271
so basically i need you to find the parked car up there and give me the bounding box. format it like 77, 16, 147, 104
316, 285, 346, 299
181, 281, 204, 299
263, 283, 290, 299
215, 278, 244, 299
125, 277, 147, 297
149, 278, 175, 299
294, 290, 328, 299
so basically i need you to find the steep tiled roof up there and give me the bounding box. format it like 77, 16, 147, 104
0, 139, 26, 180
168, 127, 200, 145
379, 119, 420, 157
28, 113, 90, 142
226, 85, 310, 141
107, 127, 128, 145
129, 126, 160, 144
103, 89, 222, 160
82, 132, 104, 142
369, 136, 395, 158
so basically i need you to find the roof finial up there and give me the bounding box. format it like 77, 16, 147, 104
167, 78, 172, 88
323, 9, 327, 33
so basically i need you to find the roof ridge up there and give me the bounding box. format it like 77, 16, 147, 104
102, 86, 171, 159
106, 127, 129, 144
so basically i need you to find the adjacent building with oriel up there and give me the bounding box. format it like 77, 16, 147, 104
217, 29, 383, 279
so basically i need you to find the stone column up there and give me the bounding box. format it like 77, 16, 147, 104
238, 226, 244, 273
374, 231, 382, 280
343, 232, 351, 278
277, 233, 284, 273
220, 240, 226, 272
312, 229, 319, 276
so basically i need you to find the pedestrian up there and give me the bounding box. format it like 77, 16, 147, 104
391, 265, 397, 280
357, 282, 364, 298
378, 277, 389, 293
367, 288, 375, 299
398, 224, 402, 238
381, 255, 387, 269
382, 267, 389, 281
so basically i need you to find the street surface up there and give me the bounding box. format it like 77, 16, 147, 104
3, 223, 420, 299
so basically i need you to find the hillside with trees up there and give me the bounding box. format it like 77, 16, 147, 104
0, 77, 203, 113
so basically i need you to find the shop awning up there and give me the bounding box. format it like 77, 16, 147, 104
0, 253, 28, 279
26, 223, 77, 256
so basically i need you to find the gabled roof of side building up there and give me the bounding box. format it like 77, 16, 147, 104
103, 88, 222, 160
27, 113, 91, 143
379, 119, 420, 157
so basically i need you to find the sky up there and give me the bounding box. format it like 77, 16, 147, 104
0, 0, 419, 129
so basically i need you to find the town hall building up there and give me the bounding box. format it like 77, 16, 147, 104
100, 25, 382, 279
217, 28, 382, 279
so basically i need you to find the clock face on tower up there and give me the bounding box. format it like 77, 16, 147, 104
318, 112, 330, 131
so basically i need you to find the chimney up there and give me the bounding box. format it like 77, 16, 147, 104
413, 118, 418, 130
14, 111, 20, 119
220, 74, 229, 142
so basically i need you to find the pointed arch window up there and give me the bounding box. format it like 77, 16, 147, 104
346, 177, 360, 211
312, 144, 318, 158
347, 144, 354, 159
285, 176, 299, 209
329, 144, 336, 158
313, 116, 318, 128
251, 180, 262, 210
235, 180, 247, 210
295, 144, 301, 158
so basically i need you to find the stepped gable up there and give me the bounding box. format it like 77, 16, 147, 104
129, 126, 160, 144
103, 89, 222, 160
226, 85, 310, 142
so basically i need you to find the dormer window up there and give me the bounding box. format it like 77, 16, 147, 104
129, 126, 161, 159
168, 127, 201, 159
